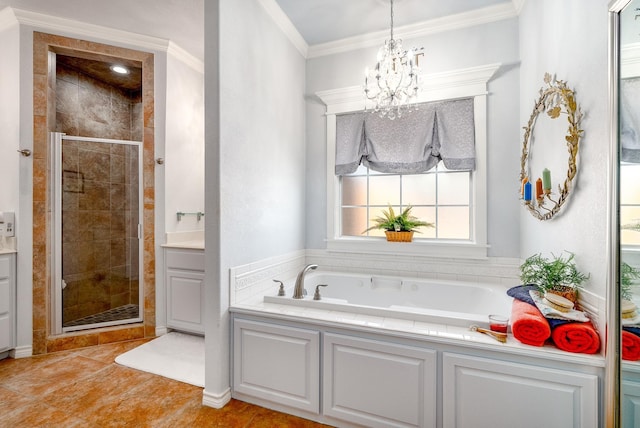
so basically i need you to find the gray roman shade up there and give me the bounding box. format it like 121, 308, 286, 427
621, 78, 640, 163
335, 98, 476, 175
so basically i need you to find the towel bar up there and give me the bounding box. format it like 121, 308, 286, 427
176, 211, 205, 221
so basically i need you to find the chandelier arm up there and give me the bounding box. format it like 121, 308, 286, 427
390, 0, 394, 42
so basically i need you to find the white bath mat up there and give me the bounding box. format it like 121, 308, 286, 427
115, 332, 205, 387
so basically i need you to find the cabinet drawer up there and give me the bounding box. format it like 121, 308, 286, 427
0, 257, 10, 279
165, 249, 204, 271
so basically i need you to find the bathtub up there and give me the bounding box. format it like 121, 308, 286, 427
263, 271, 513, 329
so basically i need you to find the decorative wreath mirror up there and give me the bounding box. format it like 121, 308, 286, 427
520, 73, 583, 221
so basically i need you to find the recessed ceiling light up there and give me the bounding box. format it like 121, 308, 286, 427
110, 65, 129, 75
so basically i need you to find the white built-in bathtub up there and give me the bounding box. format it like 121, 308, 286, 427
264, 271, 513, 329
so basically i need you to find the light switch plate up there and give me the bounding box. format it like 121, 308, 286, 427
3, 212, 14, 237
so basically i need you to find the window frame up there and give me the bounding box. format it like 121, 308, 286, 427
317, 63, 500, 259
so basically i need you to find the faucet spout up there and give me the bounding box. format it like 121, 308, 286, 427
293, 264, 318, 299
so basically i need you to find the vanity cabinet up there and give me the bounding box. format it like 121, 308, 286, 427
442, 353, 598, 428
231, 313, 602, 427
165, 249, 205, 334
233, 318, 320, 414
323, 333, 437, 428
0, 253, 16, 356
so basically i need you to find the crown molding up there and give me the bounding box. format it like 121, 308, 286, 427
307, 2, 518, 59
9, 7, 203, 72
256, 0, 308, 58
511, 0, 526, 14
168, 41, 204, 74
0, 7, 18, 32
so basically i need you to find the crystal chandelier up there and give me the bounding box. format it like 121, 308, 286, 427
364, 0, 423, 120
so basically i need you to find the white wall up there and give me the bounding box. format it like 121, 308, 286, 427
0, 13, 19, 213
219, 0, 306, 267
203, 0, 307, 402
305, 18, 522, 258
0, 12, 30, 353
164, 53, 205, 234
306, 19, 522, 258
519, 0, 610, 300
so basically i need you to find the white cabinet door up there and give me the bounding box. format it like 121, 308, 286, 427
323, 333, 437, 428
442, 352, 598, 428
166, 269, 204, 334
0, 255, 15, 354
623, 379, 640, 427
233, 319, 320, 414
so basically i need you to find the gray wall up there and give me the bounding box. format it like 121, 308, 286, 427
519, 0, 609, 300
304, 18, 522, 258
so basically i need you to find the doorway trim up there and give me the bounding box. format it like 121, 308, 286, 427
32, 32, 155, 354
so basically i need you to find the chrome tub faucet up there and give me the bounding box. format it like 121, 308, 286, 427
293, 264, 318, 299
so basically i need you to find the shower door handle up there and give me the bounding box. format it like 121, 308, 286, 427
137, 224, 142, 240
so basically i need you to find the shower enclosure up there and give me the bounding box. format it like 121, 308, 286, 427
50, 133, 143, 333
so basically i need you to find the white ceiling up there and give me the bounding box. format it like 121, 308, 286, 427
0, 0, 518, 61
274, 0, 512, 45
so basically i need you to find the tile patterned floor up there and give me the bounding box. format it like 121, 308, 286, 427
0, 339, 331, 428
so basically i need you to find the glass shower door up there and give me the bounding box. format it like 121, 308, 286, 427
51, 133, 143, 333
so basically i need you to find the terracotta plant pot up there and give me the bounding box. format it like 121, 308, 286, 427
385, 231, 414, 242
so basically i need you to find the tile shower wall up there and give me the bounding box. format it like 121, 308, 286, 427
56, 63, 142, 140
56, 63, 142, 325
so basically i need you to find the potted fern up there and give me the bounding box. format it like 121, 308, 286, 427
363, 205, 434, 242
622, 261, 640, 301
519, 252, 589, 303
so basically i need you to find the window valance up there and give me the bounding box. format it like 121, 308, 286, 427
335, 98, 475, 175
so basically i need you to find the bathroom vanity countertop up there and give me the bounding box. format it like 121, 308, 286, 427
161, 240, 204, 250
0, 248, 17, 254
231, 297, 606, 368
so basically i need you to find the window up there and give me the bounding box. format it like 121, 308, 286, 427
341, 164, 471, 240
317, 63, 499, 258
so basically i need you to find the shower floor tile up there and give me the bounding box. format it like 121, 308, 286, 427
0, 339, 332, 427
64, 303, 140, 328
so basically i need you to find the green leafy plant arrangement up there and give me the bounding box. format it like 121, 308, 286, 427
519, 252, 590, 295
363, 205, 434, 233
621, 261, 640, 300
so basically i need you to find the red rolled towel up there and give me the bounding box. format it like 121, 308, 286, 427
623, 330, 640, 361
551, 322, 600, 354
511, 299, 551, 347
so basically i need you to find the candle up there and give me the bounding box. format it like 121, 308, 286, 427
542, 168, 551, 190
521, 177, 529, 196
524, 181, 532, 201
535, 178, 543, 200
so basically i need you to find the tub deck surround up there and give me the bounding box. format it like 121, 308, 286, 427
231, 296, 604, 367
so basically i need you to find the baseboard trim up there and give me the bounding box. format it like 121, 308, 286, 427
10, 345, 33, 359
202, 388, 232, 409
155, 326, 168, 336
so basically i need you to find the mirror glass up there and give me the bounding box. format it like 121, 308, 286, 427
620, 0, 640, 425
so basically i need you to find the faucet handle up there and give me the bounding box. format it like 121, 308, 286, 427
313, 284, 328, 301
273, 280, 285, 296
